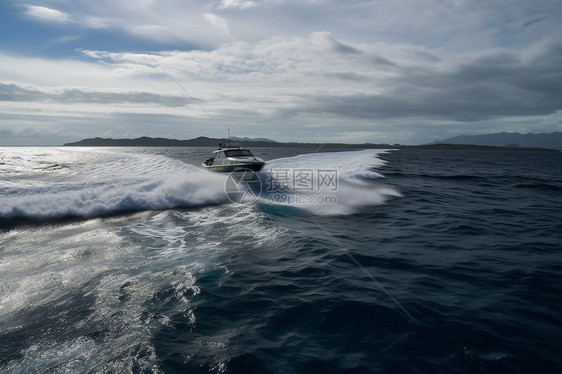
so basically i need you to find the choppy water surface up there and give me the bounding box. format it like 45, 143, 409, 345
1, 146, 561, 373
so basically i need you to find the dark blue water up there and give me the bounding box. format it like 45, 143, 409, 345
1, 147, 561, 373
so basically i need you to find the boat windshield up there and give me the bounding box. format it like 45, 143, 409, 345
224, 150, 253, 157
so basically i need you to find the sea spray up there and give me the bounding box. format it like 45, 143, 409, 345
0, 147, 229, 220
1, 173, 229, 220
1, 147, 399, 220
258, 149, 401, 215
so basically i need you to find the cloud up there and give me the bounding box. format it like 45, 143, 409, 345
0, 83, 43, 102
277, 41, 562, 124
17, 2, 231, 46
52, 35, 82, 45
204, 13, 230, 35
0, 83, 190, 107
3, 33, 561, 143
85, 32, 389, 84
4, 1, 562, 145
0, 128, 13, 137
219, 0, 257, 10
23, 5, 71, 24
14, 1, 562, 50
0, 109, 224, 146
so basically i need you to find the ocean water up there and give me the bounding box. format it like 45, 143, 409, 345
1, 146, 561, 373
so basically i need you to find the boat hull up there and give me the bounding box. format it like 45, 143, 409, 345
202, 162, 265, 173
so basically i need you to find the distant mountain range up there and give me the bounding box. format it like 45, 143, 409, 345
230, 136, 277, 143
64, 136, 283, 147
63, 136, 379, 148
432, 132, 562, 149
64, 133, 562, 150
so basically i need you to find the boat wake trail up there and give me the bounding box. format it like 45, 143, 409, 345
0, 148, 400, 223
1, 174, 228, 221
0, 148, 229, 222
258, 149, 401, 215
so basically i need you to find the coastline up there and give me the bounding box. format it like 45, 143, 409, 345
62, 136, 559, 151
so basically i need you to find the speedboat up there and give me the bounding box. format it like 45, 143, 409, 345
202, 143, 265, 172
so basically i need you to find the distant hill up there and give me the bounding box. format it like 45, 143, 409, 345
64, 135, 558, 151
433, 132, 562, 149
64, 136, 285, 147
231, 136, 277, 143
63, 136, 381, 148
65, 136, 228, 147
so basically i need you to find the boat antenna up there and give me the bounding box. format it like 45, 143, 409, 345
228, 128, 230, 147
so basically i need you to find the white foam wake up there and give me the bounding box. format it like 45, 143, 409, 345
1, 174, 229, 220
265, 149, 387, 178
0, 148, 401, 220
258, 149, 401, 215
0, 148, 229, 220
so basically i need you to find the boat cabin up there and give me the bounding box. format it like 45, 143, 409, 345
202, 142, 265, 172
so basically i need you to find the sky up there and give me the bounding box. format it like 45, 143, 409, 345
1, 0, 561, 145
